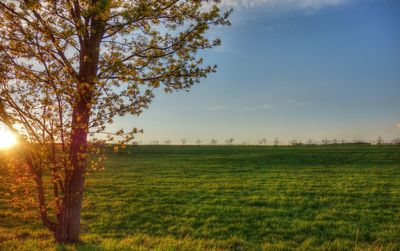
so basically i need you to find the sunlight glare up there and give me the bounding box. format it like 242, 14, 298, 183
0, 129, 17, 149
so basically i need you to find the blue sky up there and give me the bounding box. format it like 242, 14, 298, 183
114, 0, 400, 144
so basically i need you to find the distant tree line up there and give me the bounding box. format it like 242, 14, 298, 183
139, 136, 400, 146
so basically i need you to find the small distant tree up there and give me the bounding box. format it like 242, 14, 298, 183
376, 136, 384, 145
164, 140, 171, 145
273, 138, 279, 146
180, 138, 187, 145
306, 139, 314, 145
226, 137, 234, 146
352, 139, 370, 145
322, 138, 329, 145
289, 139, 297, 146
258, 138, 267, 145
196, 139, 202, 146
392, 138, 400, 145
210, 139, 218, 145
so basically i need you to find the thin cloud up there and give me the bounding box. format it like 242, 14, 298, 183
202, 105, 225, 111
396, 123, 400, 129
287, 99, 308, 106
264, 24, 287, 32
263, 104, 272, 110
220, 0, 348, 10
240, 106, 256, 112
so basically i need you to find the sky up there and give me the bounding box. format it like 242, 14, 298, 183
112, 0, 400, 144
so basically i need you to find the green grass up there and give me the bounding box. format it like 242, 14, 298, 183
1, 145, 400, 250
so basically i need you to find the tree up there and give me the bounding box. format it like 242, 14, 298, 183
376, 136, 384, 145
210, 138, 218, 145
273, 137, 279, 146
306, 139, 314, 145
180, 138, 187, 145
225, 137, 234, 146
352, 139, 370, 145
392, 138, 400, 145
164, 140, 171, 145
195, 139, 202, 145
322, 138, 329, 145
0, 0, 230, 243
258, 138, 267, 145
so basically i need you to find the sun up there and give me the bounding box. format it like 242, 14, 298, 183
0, 129, 17, 149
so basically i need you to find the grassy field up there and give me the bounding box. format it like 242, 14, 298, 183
1, 145, 399, 250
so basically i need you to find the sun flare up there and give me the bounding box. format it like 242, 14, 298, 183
0, 129, 17, 149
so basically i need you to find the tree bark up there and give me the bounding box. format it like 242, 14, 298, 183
55, 182, 84, 243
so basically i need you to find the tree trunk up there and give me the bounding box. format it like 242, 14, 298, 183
55, 99, 90, 243
52, 11, 105, 242
55, 173, 85, 243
